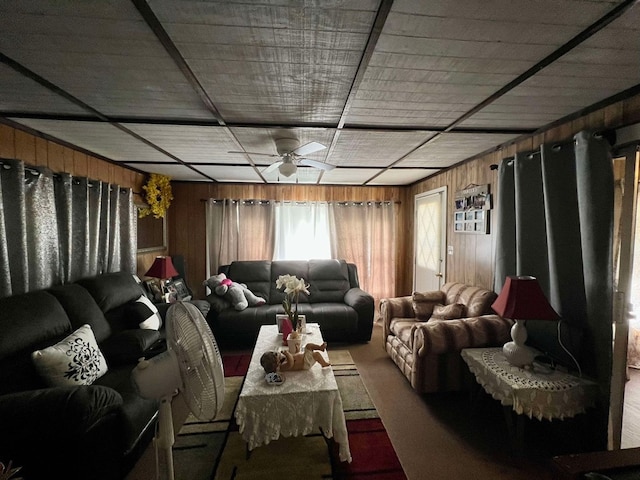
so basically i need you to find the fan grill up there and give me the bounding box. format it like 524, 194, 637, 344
167, 302, 224, 420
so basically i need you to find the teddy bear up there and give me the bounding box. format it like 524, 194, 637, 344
204, 273, 266, 311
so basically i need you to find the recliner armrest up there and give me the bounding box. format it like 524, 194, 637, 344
0, 385, 123, 439
0, 386, 124, 479
344, 287, 373, 310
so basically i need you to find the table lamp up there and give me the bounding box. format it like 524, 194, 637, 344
492, 275, 560, 368
144, 256, 179, 299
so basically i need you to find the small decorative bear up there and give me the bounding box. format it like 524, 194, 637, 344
204, 273, 266, 311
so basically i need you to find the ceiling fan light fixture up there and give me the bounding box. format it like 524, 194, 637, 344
278, 161, 297, 177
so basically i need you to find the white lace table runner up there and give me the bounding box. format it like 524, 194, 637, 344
461, 347, 599, 420
235, 324, 351, 462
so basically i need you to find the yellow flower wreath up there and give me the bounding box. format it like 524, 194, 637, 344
139, 173, 173, 219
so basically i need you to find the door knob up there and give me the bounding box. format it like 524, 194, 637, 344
435, 273, 443, 278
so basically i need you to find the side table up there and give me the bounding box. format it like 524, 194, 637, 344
461, 347, 600, 452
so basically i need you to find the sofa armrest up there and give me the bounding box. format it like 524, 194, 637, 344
344, 288, 375, 341
413, 314, 513, 357
0, 386, 124, 478
205, 293, 231, 314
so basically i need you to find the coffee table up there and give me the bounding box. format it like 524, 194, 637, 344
235, 323, 352, 462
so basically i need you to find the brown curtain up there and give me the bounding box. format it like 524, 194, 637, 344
205, 199, 274, 278
331, 201, 397, 318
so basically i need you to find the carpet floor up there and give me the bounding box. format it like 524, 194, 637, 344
171, 349, 406, 480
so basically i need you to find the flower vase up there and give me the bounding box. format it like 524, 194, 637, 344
287, 330, 302, 353
281, 318, 293, 346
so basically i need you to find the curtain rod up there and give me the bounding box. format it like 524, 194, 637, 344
490, 128, 622, 168
199, 198, 401, 205
0, 160, 129, 192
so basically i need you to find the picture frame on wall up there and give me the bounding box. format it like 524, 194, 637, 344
454, 184, 491, 235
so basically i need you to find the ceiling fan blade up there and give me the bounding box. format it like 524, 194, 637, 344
298, 158, 335, 171
292, 142, 326, 156
262, 161, 283, 174
228, 150, 278, 157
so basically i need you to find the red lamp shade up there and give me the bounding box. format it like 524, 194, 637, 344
492, 275, 559, 321
144, 256, 179, 279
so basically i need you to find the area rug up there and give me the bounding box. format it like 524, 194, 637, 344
172, 349, 406, 480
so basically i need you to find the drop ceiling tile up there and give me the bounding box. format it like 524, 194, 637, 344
124, 163, 214, 182
0, 64, 88, 115
0, 0, 213, 119
401, 133, 520, 168
125, 124, 242, 164
368, 168, 439, 185
330, 130, 436, 167
150, 0, 378, 124
349, 0, 625, 128
319, 168, 382, 185
9, 118, 175, 163
195, 165, 264, 183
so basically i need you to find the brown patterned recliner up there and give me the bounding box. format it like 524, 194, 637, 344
381, 282, 512, 393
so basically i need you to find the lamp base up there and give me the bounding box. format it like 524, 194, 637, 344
503, 341, 535, 368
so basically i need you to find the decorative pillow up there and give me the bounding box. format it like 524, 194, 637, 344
128, 295, 163, 330
31, 324, 108, 387
412, 290, 445, 320
431, 303, 466, 320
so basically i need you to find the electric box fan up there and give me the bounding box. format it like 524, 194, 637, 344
133, 301, 225, 480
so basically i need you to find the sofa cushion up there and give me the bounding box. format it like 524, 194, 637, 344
225, 260, 272, 303
100, 329, 162, 366
0, 290, 71, 362
431, 303, 466, 320
127, 295, 162, 330
77, 272, 145, 313
459, 286, 497, 317
441, 283, 497, 317
308, 259, 350, 302
390, 318, 421, 349
412, 291, 445, 320
270, 261, 310, 305
48, 284, 112, 343
0, 291, 73, 394
32, 324, 108, 387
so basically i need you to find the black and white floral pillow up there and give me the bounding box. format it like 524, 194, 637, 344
32, 324, 108, 387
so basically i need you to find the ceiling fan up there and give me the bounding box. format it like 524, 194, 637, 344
229, 138, 335, 177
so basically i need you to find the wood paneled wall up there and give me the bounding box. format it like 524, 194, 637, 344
167, 183, 406, 299
0, 122, 163, 277
406, 94, 640, 294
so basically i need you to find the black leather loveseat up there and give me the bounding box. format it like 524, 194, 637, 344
206, 259, 374, 346
0, 272, 167, 480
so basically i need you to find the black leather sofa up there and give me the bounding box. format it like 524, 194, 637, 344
0, 272, 167, 480
206, 259, 374, 346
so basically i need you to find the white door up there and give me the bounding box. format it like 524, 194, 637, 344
414, 187, 447, 292
611, 149, 639, 449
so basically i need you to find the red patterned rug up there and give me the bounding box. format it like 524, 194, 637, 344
173, 351, 406, 480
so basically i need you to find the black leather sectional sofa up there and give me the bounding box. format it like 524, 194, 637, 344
0, 272, 167, 480
206, 259, 374, 346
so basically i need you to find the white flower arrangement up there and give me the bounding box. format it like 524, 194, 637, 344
275, 274, 310, 331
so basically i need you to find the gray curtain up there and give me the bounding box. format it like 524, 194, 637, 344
0, 159, 136, 297
494, 130, 613, 448
205, 199, 275, 279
